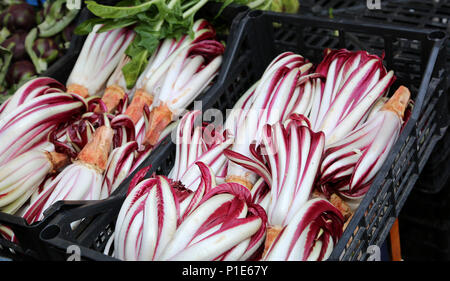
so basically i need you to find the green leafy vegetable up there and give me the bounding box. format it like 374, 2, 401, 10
78, 0, 212, 88
38, 0, 80, 37
218, 0, 299, 14
122, 47, 148, 89
0, 46, 13, 86
86, 0, 159, 19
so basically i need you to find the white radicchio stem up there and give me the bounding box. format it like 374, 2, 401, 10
168, 110, 232, 191
262, 198, 343, 261
0, 93, 87, 165
250, 177, 271, 213
225, 114, 325, 227
22, 124, 114, 223
0, 225, 14, 241
106, 54, 131, 94
308, 49, 396, 145
365, 96, 389, 121
319, 86, 410, 200
176, 162, 216, 221
225, 52, 317, 189
121, 19, 218, 126
114, 175, 179, 261
159, 182, 267, 261
113, 161, 214, 260
101, 141, 138, 198
142, 24, 225, 147
263, 116, 325, 227
0, 77, 65, 119
66, 24, 135, 98
130, 119, 178, 172
135, 19, 217, 99
0, 149, 68, 215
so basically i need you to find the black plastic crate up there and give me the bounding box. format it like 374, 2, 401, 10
299, 0, 364, 14
333, 0, 450, 31
38, 10, 448, 261
0, 2, 249, 261
327, 0, 450, 194
0, 1, 100, 261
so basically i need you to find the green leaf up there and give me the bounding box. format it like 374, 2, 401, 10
74, 18, 105, 35
80, 0, 214, 88
0, 27, 11, 44
85, 0, 158, 19
97, 18, 138, 33
215, 0, 234, 20
135, 31, 161, 53
122, 46, 149, 89
0, 45, 12, 86
25, 28, 47, 74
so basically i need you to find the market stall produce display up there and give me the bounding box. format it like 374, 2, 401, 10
0, 0, 447, 262
0, 1, 247, 260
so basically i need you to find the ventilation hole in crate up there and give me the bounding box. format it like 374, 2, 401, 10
273, 27, 284, 41
305, 34, 325, 50
106, 224, 114, 236
342, 32, 385, 56
41, 225, 61, 240
428, 30, 447, 41
94, 231, 107, 250
281, 30, 297, 43
332, 0, 349, 9
274, 27, 293, 42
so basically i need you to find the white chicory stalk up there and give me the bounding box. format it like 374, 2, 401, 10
0, 149, 68, 215
141, 27, 225, 147
225, 52, 317, 189
15, 175, 56, 218
262, 198, 343, 261
250, 177, 271, 212
0, 77, 65, 119
22, 125, 114, 223
319, 86, 411, 200
113, 161, 213, 260
66, 24, 135, 98
114, 163, 267, 261
132, 19, 215, 98
308, 49, 396, 145
168, 110, 232, 191
97, 54, 131, 114
106, 54, 130, 94
129, 119, 178, 173
0, 92, 87, 166
159, 182, 267, 261
365, 96, 389, 121
114, 175, 179, 261
114, 19, 219, 128
0, 225, 14, 241
175, 162, 216, 221
226, 114, 325, 228
101, 141, 138, 198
